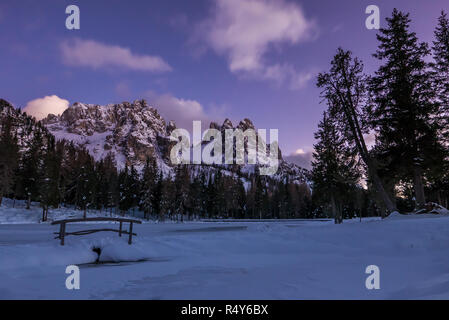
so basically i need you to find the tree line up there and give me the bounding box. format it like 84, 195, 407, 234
311, 9, 449, 222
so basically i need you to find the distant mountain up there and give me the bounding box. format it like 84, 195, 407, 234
2, 98, 309, 186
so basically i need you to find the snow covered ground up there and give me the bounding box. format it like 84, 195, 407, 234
1, 202, 449, 299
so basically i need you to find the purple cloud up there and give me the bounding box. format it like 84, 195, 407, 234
60, 38, 172, 72
197, 0, 317, 89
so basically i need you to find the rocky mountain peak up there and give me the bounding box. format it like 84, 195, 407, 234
222, 118, 233, 130
166, 120, 177, 135
209, 122, 221, 130
237, 118, 255, 131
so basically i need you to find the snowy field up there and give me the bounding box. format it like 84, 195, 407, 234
1, 202, 449, 299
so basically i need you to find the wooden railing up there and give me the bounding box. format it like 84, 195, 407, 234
51, 217, 142, 246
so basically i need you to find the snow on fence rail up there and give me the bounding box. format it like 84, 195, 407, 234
199, 218, 332, 222
51, 217, 142, 246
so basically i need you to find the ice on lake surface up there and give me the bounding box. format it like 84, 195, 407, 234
1, 203, 449, 299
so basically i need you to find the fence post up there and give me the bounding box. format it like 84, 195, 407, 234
128, 222, 133, 245
60, 223, 66, 246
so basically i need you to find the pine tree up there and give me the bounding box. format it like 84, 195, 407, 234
430, 11, 449, 208
141, 158, 164, 220
198, 172, 209, 218
129, 165, 140, 215
253, 166, 264, 219
118, 165, 134, 214
188, 174, 201, 220
20, 127, 45, 209
236, 177, 246, 218
75, 150, 95, 218
141, 158, 156, 219
0, 114, 19, 206
206, 173, 216, 218
174, 165, 190, 221
317, 47, 397, 215
152, 170, 163, 218
311, 112, 360, 223
94, 160, 108, 211
103, 153, 119, 215
39, 136, 61, 221
161, 172, 175, 220
369, 9, 443, 209
432, 11, 449, 142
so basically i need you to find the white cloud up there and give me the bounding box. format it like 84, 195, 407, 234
294, 148, 307, 155
197, 0, 316, 89
60, 38, 172, 72
289, 71, 314, 90
284, 148, 314, 170
145, 91, 223, 130
23, 95, 70, 120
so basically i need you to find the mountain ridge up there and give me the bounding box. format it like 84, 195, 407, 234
1, 98, 309, 186
40, 99, 309, 184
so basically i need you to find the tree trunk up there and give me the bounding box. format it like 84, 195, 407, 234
331, 193, 339, 224
27, 196, 31, 210
42, 206, 47, 222
338, 203, 343, 224
335, 74, 398, 214
0, 195, 3, 206
368, 166, 396, 216
413, 165, 426, 209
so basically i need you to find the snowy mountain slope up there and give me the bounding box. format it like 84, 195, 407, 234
0, 99, 53, 155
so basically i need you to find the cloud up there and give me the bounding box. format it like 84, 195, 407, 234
197, 0, 316, 89
60, 38, 172, 72
284, 148, 314, 170
145, 91, 223, 130
23, 95, 69, 120
289, 71, 314, 90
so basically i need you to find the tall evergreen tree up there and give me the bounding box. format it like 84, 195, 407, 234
20, 127, 45, 209
432, 11, 449, 142
311, 112, 360, 223
39, 136, 61, 221
174, 165, 190, 220
369, 9, 443, 209
0, 114, 19, 206
317, 48, 397, 214
118, 165, 134, 214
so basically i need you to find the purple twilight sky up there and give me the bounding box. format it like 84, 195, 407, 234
0, 0, 448, 168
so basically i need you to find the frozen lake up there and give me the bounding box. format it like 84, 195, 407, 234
1, 215, 449, 299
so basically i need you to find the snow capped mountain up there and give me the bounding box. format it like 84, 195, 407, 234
42, 100, 173, 172
38, 99, 308, 184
